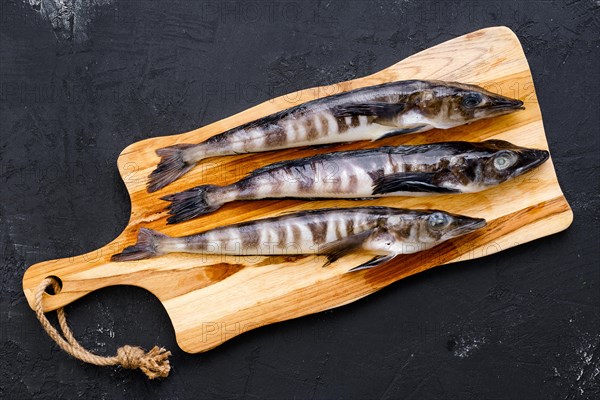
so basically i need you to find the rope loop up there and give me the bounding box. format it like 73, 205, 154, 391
34, 277, 171, 379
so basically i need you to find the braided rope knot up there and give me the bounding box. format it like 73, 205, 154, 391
116, 345, 171, 379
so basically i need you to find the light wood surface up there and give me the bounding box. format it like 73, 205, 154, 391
23, 26, 573, 354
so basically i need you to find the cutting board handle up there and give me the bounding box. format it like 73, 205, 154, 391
23, 243, 126, 311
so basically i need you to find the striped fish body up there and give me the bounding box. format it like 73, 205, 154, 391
228, 145, 452, 201
163, 140, 549, 224
148, 80, 525, 192
184, 81, 433, 161
162, 208, 386, 257
111, 207, 487, 272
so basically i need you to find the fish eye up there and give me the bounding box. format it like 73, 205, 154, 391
493, 151, 517, 171
462, 92, 483, 108
428, 212, 450, 230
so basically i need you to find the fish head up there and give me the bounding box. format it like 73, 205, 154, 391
414, 82, 525, 129
416, 211, 487, 244
378, 211, 485, 252
455, 140, 550, 189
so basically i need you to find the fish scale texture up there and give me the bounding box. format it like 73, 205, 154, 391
1, 1, 599, 399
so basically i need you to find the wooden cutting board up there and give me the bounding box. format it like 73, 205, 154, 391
23, 26, 573, 354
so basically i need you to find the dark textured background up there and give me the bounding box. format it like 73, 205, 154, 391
1, 0, 599, 399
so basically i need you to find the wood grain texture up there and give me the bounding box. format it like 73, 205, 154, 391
22, 26, 573, 354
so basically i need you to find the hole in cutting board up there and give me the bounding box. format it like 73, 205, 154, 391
44, 276, 63, 295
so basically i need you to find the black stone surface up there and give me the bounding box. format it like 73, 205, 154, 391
1, 1, 598, 399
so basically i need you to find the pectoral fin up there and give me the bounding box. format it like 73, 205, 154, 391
333, 102, 405, 123
372, 172, 460, 195
347, 253, 397, 272
320, 230, 373, 267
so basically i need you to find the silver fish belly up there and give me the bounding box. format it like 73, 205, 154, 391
111, 207, 487, 272
147, 80, 525, 192
162, 140, 549, 224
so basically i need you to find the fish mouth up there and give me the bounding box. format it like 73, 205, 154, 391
449, 217, 487, 237
489, 98, 525, 112
514, 149, 550, 176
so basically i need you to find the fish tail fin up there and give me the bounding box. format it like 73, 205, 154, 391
111, 228, 170, 262
162, 185, 223, 224
147, 144, 197, 192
